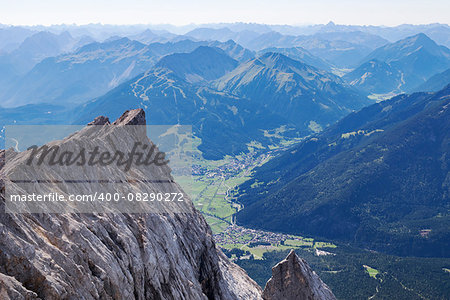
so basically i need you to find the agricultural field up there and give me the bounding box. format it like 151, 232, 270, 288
183, 139, 341, 260
363, 265, 380, 279
187, 147, 276, 234
214, 224, 337, 260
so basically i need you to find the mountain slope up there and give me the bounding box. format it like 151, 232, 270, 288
311, 31, 388, 49
414, 68, 450, 92
343, 59, 404, 94
235, 85, 450, 257
184, 27, 261, 49
258, 47, 333, 71
155, 46, 238, 83
0, 31, 83, 74
73, 54, 296, 159
240, 32, 371, 67
0, 26, 35, 52
216, 52, 369, 133
356, 33, 450, 92
0, 38, 155, 107
0, 39, 253, 108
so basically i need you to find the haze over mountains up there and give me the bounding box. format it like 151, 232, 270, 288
415, 68, 450, 92
0, 23, 449, 159
75, 46, 372, 159
0, 38, 253, 107
0, 31, 92, 83
345, 33, 450, 94
0, 21, 450, 299
343, 60, 404, 94
1, 22, 449, 109
258, 47, 333, 71
0, 23, 449, 237
215, 52, 367, 129
156, 46, 238, 83
197, 29, 376, 67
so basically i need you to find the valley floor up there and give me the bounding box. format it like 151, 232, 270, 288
183, 143, 450, 300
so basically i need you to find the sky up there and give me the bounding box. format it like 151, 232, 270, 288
0, 0, 449, 26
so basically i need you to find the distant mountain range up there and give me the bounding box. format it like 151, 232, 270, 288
0, 38, 154, 107
3, 22, 449, 45
0, 31, 91, 77
162, 26, 390, 67
414, 68, 450, 92
185, 27, 260, 46
217, 31, 374, 67
363, 33, 450, 82
0, 26, 35, 53
70, 48, 368, 159
345, 33, 450, 94
311, 31, 389, 49
216, 52, 368, 130
343, 59, 403, 94
71, 47, 295, 159
128, 28, 177, 44
0, 39, 253, 107
303, 22, 450, 47
235, 84, 450, 257
155, 46, 238, 83
1, 24, 448, 163
258, 47, 333, 71
0, 31, 93, 90
0, 22, 449, 297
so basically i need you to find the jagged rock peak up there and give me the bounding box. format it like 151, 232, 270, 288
0, 109, 263, 300
87, 115, 110, 126
262, 250, 336, 300
112, 108, 146, 125
0, 149, 5, 170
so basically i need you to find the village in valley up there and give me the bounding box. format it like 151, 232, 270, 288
184, 145, 337, 261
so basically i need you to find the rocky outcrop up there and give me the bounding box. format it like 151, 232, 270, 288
0, 109, 334, 300
262, 250, 336, 300
87, 116, 110, 126
111, 109, 145, 125
0, 109, 262, 300
0, 272, 38, 299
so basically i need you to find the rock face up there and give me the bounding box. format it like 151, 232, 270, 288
0, 109, 262, 300
262, 250, 336, 300
0, 109, 334, 300
87, 115, 110, 126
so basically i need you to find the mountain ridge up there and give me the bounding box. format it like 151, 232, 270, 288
216, 52, 369, 131
351, 33, 450, 93
235, 85, 450, 257
155, 46, 238, 83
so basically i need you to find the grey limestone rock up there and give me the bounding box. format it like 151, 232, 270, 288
0, 109, 262, 300
262, 250, 336, 300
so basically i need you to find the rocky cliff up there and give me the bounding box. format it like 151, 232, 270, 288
0, 109, 262, 300
262, 250, 336, 300
0, 109, 333, 300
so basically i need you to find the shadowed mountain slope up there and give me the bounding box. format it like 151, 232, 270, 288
236, 85, 450, 257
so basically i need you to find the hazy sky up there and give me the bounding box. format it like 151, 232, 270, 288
0, 0, 449, 26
